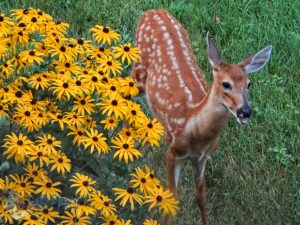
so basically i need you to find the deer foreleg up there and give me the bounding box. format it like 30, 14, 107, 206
192, 156, 208, 225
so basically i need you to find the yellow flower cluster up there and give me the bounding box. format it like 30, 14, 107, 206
0, 8, 177, 225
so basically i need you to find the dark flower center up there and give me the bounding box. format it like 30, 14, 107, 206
15, 91, 23, 98
124, 46, 130, 52
38, 152, 43, 156
79, 98, 86, 105
76, 80, 82, 86
46, 182, 52, 188
127, 187, 134, 194
102, 201, 109, 207
131, 110, 137, 116
31, 17, 37, 23
65, 62, 70, 68
129, 82, 134, 87
99, 47, 105, 52
58, 158, 63, 163
63, 83, 69, 88
57, 115, 63, 119
0, 105, 3, 110
29, 50, 35, 56
77, 39, 84, 45
20, 182, 26, 188
17, 140, 23, 145
78, 131, 83, 136
156, 195, 163, 202
73, 115, 78, 119
38, 113, 43, 117
103, 27, 109, 33
32, 171, 38, 176
150, 174, 155, 179
19, 22, 26, 27
0, 16, 4, 22
23, 9, 29, 14
107, 61, 112, 66
123, 144, 129, 149
147, 123, 153, 129
38, 11, 43, 16
3, 63, 8, 67
60, 46, 66, 52
109, 221, 115, 225
92, 136, 98, 142
92, 76, 98, 82
110, 86, 116, 91
102, 77, 108, 83
125, 131, 131, 136
37, 77, 42, 82
109, 119, 114, 124
25, 111, 31, 116
31, 215, 38, 220
98, 70, 104, 75
68, 43, 74, 48
82, 181, 89, 187
83, 70, 88, 75
42, 208, 49, 214
141, 178, 146, 183
47, 139, 53, 145
111, 100, 118, 106
30, 99, 37, 105
18, 31, 23, 36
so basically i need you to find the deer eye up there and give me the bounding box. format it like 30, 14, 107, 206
222, 82, 232, 90
247, 82, 251, 89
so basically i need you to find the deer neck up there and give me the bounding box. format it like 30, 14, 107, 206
185, 83, 230, 141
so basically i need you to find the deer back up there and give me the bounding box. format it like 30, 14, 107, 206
134, 10, 209, 141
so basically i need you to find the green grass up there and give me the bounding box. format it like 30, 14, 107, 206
1, 0, 299, 224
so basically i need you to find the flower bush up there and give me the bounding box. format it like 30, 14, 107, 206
0, 8, 178, 225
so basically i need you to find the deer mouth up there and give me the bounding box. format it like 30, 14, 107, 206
237, 116, 249, 125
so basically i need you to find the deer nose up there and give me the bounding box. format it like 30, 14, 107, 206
237, 106, 251, 118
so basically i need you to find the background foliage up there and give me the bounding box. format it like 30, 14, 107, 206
0, 0, 299, 224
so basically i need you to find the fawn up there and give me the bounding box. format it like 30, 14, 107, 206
131, 9, 272, 225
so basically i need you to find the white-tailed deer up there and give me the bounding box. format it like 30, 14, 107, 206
131, 9, 272, 225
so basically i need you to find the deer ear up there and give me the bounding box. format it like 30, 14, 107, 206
239, 45, 273, 74
207, 32, 222, 69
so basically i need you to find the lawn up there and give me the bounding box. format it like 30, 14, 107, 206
0, 0, 299, 224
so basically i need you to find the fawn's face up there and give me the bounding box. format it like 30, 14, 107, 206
207, 33, 272, 125
213, 63, 251, 124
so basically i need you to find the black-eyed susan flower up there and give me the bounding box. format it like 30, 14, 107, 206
60, 209, 91, 225
130, 167, 152, 195
48, 44, 76, 62
91, 25, 120, 45
35, 177, 61, 200
118, 127, 137, 140
36, 134, 61, 154
66, 199, 96, 216
70, 173, 96, 198
118, 219, 133, 225
49, 112, 68, 131
89, 191, 116, 216
100, 212, 120, 225
99, 56, 122, 76
125, 102, 146, 125
0, 101, 9, 118
64, 111, 86, 127
49, 150, 71, 175
19, 49, 44, 65
50, 79, 78, 100
27, 146, 50, 167
101, 116, 118, 130
137, 118, 164, 146
114, 43, 141, 64
144, 188, 179, 216
29, 73, 50, 90
20, 213, 44, 225
10, 174, 35, 198
81, 129, 109, 154
120, 77, 139, 97
143, 219, 160, 225
23, 163, 45, 182
79, 71, 103, 94
112, 187, 143, 210
0, 200, 14, 224
67, 126, 85, 145
83, 116, 97, 129
112, 136, 142, 164
144, 166, 161, 188
3, 132, 34, 163
97, 93, 128, 119
36, 206, 59, 224
73, 95, 95, 115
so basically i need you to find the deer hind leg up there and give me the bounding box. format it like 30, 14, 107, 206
192, 156, 208, 225
164, 148, 183, 225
